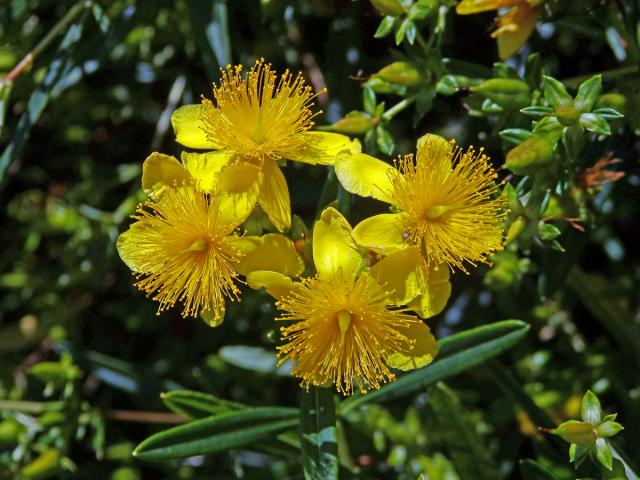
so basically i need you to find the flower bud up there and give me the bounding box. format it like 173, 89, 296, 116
505, 136, 554, 175
20, 449, 62, 479
554, 421, 597, 446
470, 78, 530, 109
370, 0, 404, 16
554, 106, 581, 126
596, 93, 626, 114
375, 62, 427, 87
506, 217, 526, 244
330, 113, 374, 135
0, 418, 22, 447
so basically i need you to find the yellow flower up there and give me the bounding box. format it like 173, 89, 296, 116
246, 208, 438, 396
170, 59, 360, 231
117, 182, 304, 326
456, 0, 543, 59
335, 134, 507, 274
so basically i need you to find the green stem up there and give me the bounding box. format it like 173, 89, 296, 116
3, 0, 90, 82
300, 387, 339, 480
382, 94, 418, 121
562, 65, 639, 89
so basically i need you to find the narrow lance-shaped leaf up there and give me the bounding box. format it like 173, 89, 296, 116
339, 320, 529, 414
133, 407, 298, 460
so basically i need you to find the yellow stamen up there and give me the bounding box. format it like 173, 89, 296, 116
389, 137, 507, 272
117, 186, 241, 321
199, 58, 322, 162
276, 273, 417, 396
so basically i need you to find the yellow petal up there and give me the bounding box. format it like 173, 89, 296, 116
369, 247, 422, 305
496, 4, 541, 60
181, 150, 235, 193
288, 132, 361, 165
416, 133, 453, 170
411, 264, 452, 319
313, 207, 362, 279
456, 0, 519, 14
141, 152, 192, 198
116, 223, 152, 273
258, 160, 291, 232
217, 189, 259, 230
335, 153, 396, 204
352, 213, 408, 254
387, 321, 438, 371
217, 160, 262, 193
171, 104, 221, 149
246, 270, 299, 300
233, 234, 304, 277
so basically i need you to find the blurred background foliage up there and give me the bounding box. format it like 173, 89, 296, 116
0, 0, 638, 478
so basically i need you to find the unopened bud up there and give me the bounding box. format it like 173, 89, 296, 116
554, 421, 597, 446
375, 61, 427, 87
505, 136, 554, 175
506, 217, 526, 244
596, 93, 626, 114
370, 0, 404, 16
330, 113, 374, 135
0, 418, 22, 447
470, 78, 530, 109
20, 449, 62, 479
554, 106, 581, 126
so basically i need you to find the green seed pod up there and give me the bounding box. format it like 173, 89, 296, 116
330, 113, 374, 135
28, 362, 68, 386
0, 418, 22, 447
506, 217, 526, 244
370, 0, 404, 16
505, 136, 555, 175
554, 105, 581, 126
470, 78, 531, 109
554, 421, 597, 446
20, 449, 62, 479
375, 61, 426, 87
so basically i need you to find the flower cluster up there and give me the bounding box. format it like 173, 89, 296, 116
117, 59, 506, 395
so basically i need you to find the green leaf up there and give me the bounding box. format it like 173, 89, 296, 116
300, 387, 338, 480
395, 18, 410, 45
0, 80, 12, 137
569, 442, 591, 468
574, 75, 602, 112
524, 52, 544, 89
186, 0, 231, 71
363, 86, 377, 114
596, 438, 614, 471
219, 345, 291, 376
0, 16, 87, 184
376, 125, 395, 155
597, 421, 624, 438
582, 391, 602, 424
592, 107, 624, 119
562, 125, 585, 159
374, 16, 396, 38
133, 408, 298, 460
404, 20, 417, 44
161, 390, 244, 420
520, 106, 554, 117
339, 320, 529, 414
543, 76, 573, 109
518, 459, 555, 480
580, 112, 611, 134
538, 222, 561, 241
429, 384, 498, 480
499, 128, 535, 147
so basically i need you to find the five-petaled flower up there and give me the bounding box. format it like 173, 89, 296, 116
335, 134, 507, 283
117, 153, 304, 326
170, 59, 359, 232
246, 208, 439, 396
456, 0, 544, 59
